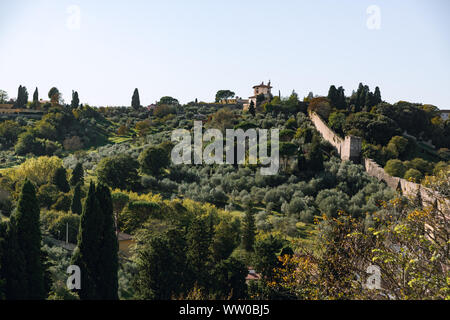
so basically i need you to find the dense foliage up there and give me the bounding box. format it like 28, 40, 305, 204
0, 84, 448, 300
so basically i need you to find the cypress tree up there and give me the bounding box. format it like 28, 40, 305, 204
52, 167, 70, 193
72, 182, 118, 299
15, 85, 28, 108
242, 210, 256, 252
355, 83, 364, 110
365, 91, 374, 108
70, 163, 84, 186
72, 182, 103, 299
186, 217, 212, 288
131, 88, 141, 110
0, 218, 27, 299
327, 85, 338, 106
249, 100, 255, 116
33, 87, 39, 103
14, 180, 45, 299
374, 86, 382, 104
71, 183, 83, 215
0, 222, 4, 298
337, 86, 347, 110
71, 90, 80, 109
95, 184, 118, 299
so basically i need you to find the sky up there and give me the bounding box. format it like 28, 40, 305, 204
0, 0, 449, 108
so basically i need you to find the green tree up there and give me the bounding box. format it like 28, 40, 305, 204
386, 136, 410, 159
31, 87, 39, 108
0, 218, 27, 299
71, 90, 80, 109
212, 257, 248, 299
95, 184, 118, 299
253, 235, 284, 281
248, 100, 255, 116
0, 120, 22, 148
404, 168, 423, 182
138, 145, 170, 176
96, 154, 139, 190
384, 159, 406, 178
158, 96, 179, 106
48, 87, 60, 105
72, 182, 102, 299
52, 167, 70, 193
336, 86, 347, 110
70, 163, 84, 187
14, 180, 45, 299
215, 90, 235, 103
134, 229, 186, 299
186, 217, 212, 289
327, 85, 338, 107
71, 182, 118, 299
242, 211, 256, 252
256, 93, 266, 109
71, 183, 83, 214
15, 85, 28, 108
132, 88, 141, 110
328, 112, 346, 135
305, 136, 324, 172
211, 218, 240, 262
374, 86, 382, 105
280, 142, 297, 170
0, 89, 8, 103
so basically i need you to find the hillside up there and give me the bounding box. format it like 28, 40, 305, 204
0, 84, 449, 300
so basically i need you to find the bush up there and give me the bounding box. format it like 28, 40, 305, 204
41, 210, 80, 243
0, 188, 13, 216
138, 145, 170, 176
118, 201, 161, 233
52, 194, 72, 212
97, 154, 140, 190
384, 159, 406, 178
37, 183, 59, 209
404, 168, 423, 183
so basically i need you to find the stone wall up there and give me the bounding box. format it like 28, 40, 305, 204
342, 135, 362, 163
309, 111, 448, 213
363, 158, 449, 213
309, 111, 343, 152
308, 111, 361, 163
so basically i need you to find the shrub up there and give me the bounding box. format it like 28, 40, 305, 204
37, 183, 59, 209
118, 201, 161, 233
97, 154, 140, 190
404, 168, 423, 183
138, 145, 170, 176
41, 210, 80, 243
384, 159, 406, 178
52, 194, 72, 212
63, 136, 83, 151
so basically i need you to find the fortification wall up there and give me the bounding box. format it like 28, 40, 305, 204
342, 135, 362, 162
308, 111, 343, 153
309, 111, 362, 162
363, 158, 448, 212
363, 158, 400, 190
309, 111, 448, 213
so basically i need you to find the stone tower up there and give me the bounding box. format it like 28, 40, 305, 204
341, 135, 362, 163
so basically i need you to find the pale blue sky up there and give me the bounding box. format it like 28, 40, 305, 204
0, 0, 449, 108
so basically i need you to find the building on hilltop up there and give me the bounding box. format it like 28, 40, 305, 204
243, 80, 273, 111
